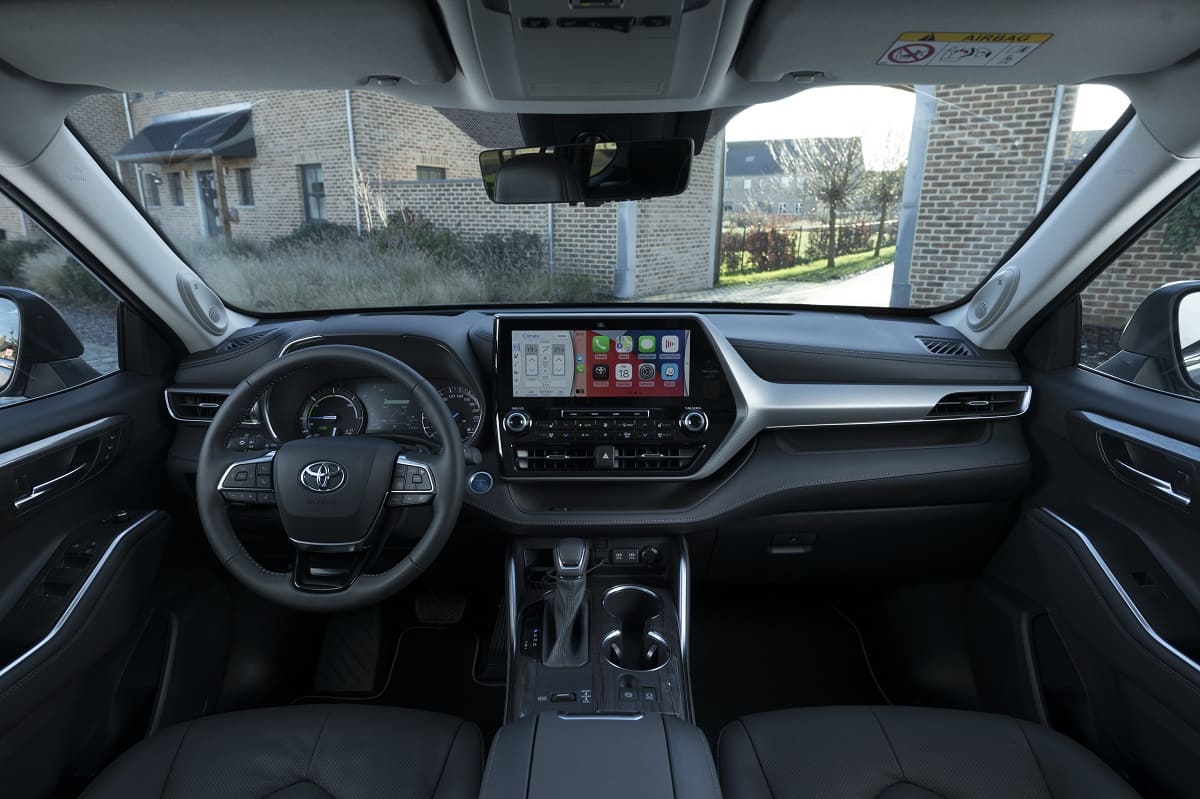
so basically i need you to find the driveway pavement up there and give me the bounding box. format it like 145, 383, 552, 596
646, 263, 895, 306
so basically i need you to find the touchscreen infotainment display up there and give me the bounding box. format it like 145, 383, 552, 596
511, 328, 690, 398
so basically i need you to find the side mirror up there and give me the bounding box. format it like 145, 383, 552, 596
1097, 280, 1200, 398
0, 295, 19, 395
0, 287, 96, 399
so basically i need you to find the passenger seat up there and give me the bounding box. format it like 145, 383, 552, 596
719, 706, 1139, 798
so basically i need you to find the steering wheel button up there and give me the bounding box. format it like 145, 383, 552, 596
233, 469, 250, 483
255, 462, 271, 475
255, 475, 272, 489
256, 492, 276, 505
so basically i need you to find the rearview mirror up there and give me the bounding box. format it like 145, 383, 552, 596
0, 296, 18, 394
479, 138, 692, 205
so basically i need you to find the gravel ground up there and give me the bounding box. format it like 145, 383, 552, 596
58, 302, 120, 375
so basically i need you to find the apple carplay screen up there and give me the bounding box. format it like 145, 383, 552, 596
498, 318, 700, 407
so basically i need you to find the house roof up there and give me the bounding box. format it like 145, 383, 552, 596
725, 140, 782, 177
115, 107, 255, 163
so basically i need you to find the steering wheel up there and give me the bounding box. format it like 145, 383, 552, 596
195, 345, 466, 612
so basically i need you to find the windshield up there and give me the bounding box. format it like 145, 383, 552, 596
64, 84, 1128, 313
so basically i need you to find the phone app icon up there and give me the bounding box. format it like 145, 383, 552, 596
637, 335, 657, 354
592, 335, 610, 353
592, 364, 609, 380
638, 363, 656, 381
614, 363, 633, 382
615, 335, 634, 353
661, 363, 679, 380
661, 335, 680, 354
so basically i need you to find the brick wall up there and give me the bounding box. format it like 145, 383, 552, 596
908, 85, 1078, 306
636, 141, 717, 295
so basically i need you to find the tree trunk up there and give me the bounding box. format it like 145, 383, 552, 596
826, 207, 837, 270
874, 203, 886, 258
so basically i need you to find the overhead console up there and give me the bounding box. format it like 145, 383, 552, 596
495, 315, 736, 477
465, 0, 752, 102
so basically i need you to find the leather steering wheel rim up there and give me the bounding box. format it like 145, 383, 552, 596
195, 344, 466, 612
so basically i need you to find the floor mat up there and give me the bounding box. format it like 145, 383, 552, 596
690, 592, 888, 747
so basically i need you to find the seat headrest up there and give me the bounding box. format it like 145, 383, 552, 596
494, 153, 583, 204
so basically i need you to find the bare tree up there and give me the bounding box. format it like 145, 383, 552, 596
868, 164, 905, 257
355, 167, 388, 235
770, 138, 866, 269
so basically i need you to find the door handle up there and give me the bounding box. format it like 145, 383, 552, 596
1111, 458, 1192, 507
14, 461, 89, 510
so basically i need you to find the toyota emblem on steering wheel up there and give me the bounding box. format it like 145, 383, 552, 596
300, 461, 346, 492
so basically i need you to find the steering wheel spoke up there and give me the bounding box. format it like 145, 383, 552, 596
292, 548, 373, 592
218, 451, 279, 506
387, 454, 437, 508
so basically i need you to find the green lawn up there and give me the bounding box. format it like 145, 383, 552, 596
719, 246, 896, 288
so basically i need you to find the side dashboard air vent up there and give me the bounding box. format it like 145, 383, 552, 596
928, 389, 1029, 419
916, 336, 976, 357
164, 387, 260, 425
513, 444, 702, 473
216, 329, 274, 353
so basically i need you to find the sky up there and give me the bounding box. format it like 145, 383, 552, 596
725, 83, 1132, 170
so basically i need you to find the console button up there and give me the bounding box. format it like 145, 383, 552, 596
549, 692, 577, 703
594, 445, 617, 469
640, 685, 657, 702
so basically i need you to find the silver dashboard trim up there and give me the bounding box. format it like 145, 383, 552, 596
493, 313, 1031, 481
1042, 508, 1200, 677
0, 416, 123, 470
0, 511, 158, 682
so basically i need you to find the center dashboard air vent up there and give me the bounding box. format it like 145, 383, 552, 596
513, 444, 702, 473
916, 336, 976, 357
928, 390, 1029, 419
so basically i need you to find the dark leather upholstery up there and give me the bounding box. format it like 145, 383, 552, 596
481, 711, 720, 799
82, 704, 482, 799
719, 706, 1140, 799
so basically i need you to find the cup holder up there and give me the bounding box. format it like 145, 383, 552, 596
601, 585, 671, 672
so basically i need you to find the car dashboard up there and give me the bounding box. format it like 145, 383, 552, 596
165, 308, 1032, 564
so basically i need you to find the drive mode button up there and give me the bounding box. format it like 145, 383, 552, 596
594, 444, 617, 469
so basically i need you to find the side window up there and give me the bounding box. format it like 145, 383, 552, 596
0, 199, 120, 407
1080, 183, 1200, 400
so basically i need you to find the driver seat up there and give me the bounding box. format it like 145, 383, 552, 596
81, 704, 482, 799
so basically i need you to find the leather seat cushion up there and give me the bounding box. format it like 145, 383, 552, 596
719, 706, 1140, 799
82, 704, 482, 799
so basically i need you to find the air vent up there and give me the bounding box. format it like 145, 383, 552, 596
929, 390, 1029, 419
216, 329, 273, 353
165, 389, 229, 422
916, 336, 976, 357
513, 444, 701, 473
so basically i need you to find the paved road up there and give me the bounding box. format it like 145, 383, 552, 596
646, 263, 895, 306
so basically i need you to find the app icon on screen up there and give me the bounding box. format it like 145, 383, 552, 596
592, 336, 611, 353
638, 335, 657, 353
614, 363, 633, 382
592, 364, 609, 380
615, 335, 634, 353
661, 363, 679, 380
661, 335, 680, 354
638, 363, 656, 380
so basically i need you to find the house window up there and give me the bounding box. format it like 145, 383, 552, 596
237, 168, 254, 206
299, 164, 326, 222
143, 171, 161, 207
743, 178, 752, 191
168, 173, 184, 206
416, 165, 446, 181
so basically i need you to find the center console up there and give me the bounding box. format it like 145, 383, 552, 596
488, 535, 719, 799
494, 315, 736, 477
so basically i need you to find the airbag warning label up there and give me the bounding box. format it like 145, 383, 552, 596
879, 32, 1052, 67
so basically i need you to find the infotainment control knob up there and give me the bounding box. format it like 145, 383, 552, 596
504, 410, 532, 435
679, 410, 709, 434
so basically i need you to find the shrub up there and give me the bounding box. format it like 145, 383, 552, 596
466, 231, 545, 283
18, 249, 112, 307
0, 239, 49, 284
268, 222, 357, 252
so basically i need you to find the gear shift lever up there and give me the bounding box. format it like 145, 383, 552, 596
543, 538, 589, 668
